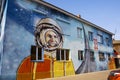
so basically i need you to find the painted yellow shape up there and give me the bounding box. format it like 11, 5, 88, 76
54, 60, 75, 77
65, 61, 75, 76
54, 61, 64, 77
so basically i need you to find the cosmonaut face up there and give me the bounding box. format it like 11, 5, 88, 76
35, 18, 63, 51
45, 30, 60, 48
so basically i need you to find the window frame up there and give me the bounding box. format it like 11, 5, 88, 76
106, 37, 109, 46
88, 31, 93, 41
56, 48, 70, 61
31, 45, 44, 62
107, 53, 111, 61
78, 50, 84, 60
90, 51, 95, 62
77, 27, 82, 38
99, 52, 105, 61
97, 34, 103, 44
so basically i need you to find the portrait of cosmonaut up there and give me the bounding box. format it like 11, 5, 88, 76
17, 18, 75, 80
35, 18, 63, 51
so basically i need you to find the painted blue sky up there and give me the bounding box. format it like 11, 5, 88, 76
44, 0, 120, 40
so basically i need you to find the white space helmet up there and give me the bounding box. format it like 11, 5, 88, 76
35, 18, 63, 51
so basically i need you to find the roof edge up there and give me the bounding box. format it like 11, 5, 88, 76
30, 0, 114, 35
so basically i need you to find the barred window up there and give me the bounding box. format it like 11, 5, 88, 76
31, 45, 44, 62
56, 48, 69, 61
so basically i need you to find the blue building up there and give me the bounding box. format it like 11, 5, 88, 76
0, 0, 114, 80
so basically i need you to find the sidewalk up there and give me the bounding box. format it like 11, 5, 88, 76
38, 69, 119, 80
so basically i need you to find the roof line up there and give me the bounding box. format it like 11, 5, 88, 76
30, 0, 114, 35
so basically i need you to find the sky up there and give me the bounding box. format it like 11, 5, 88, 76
44, 0, 120, 40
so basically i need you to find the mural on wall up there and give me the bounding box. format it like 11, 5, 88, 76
75, 23, 96, 73
17, 18, 75, 80
0, 0, 113, 80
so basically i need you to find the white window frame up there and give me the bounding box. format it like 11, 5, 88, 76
97, 34, 103, 44
88, 31, 93, 41
77, 27, 82, 38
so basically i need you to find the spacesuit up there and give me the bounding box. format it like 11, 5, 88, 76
17, 18, 75, 80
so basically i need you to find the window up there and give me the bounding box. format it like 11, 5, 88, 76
88, 31, 93, 41
97, 34, 103, 44
107, 53, 111, 61
56, 48, 69, 61
31, 45, 44, 61
106, 38, 109, 46
78, 50, 83, 60
77, 27, 82, 38
99, 52, 105, 61
90, 51, 95, 62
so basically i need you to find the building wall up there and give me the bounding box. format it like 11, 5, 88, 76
113, 40, 120, 55
114, 44, 120, 54
0, 0, 113, 80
